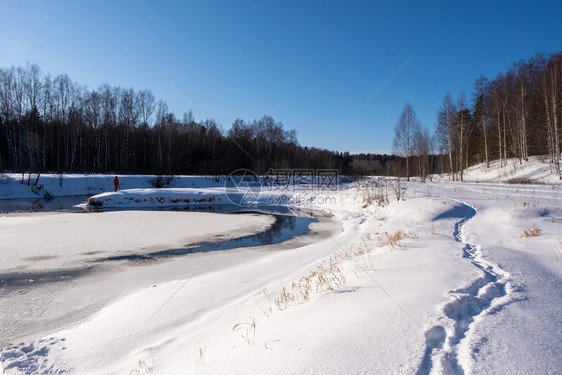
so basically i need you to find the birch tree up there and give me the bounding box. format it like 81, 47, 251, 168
392, 103, 420, 181
541, 55, 561, 179
436, 93, 456, 179
413, 126, 431, 182
473, 76, 490, 167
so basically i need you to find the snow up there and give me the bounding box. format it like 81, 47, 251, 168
434, 155, 562, 183
0, 174, 226, 200
0, 211, 274, 271
1, 159, 561, 374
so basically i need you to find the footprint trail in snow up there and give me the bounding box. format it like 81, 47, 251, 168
417, 200, 515, 375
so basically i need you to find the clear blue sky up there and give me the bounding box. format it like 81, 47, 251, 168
1, 0, 561, 153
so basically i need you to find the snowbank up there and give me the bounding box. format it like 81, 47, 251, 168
0, 174, 226, 200
433, 155, 562, 184
85, 188, 228, 208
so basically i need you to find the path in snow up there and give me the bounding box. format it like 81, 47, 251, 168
417, 200, 513, 375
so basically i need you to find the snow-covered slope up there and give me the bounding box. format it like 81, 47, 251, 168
1, 177, 560, 374
433, 155, 562, 184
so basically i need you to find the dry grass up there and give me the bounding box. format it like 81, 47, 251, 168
361, 182, 389, 208
513, 200, 539, 208
239, 235, 382, 351
196, 346, 206, 367
352, 236, 374, 256
233, 236, 382, 352
233, 317, 257, 345
428, 224, 436, 235
130, 360, 151, 374
521, 224, 542, 238
350, 237, 376, 270
267, 256, 347, 312
378, 229, 407, 248
393, 178, 405, 201
263, 235, 382, 315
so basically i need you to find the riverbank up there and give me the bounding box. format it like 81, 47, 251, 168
0, 173, 226, 200
1, 169, 561, 374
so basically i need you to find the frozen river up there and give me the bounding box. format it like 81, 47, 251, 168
0, 199, 336, 348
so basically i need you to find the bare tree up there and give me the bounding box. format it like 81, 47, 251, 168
541, 55, 561, 179
85, 89, 102, 171
455, 93, 472, 181
0, 62, 312, 176
473, 76, 490, 168
413, 126, 431, 182
436, 93, 456, 179
392, 103, 420, 181
136, 89, 155, 127
514, 62, 529, 163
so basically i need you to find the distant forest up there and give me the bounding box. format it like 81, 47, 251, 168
0, 63, 405, 176
1, 51, 561, 179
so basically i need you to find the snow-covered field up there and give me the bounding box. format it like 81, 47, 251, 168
0, 159, 561, 374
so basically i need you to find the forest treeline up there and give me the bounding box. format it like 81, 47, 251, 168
432, 51, 562, 180
392, 51, 562, 182
0, 63, 406, 176
2, 51, 560, 179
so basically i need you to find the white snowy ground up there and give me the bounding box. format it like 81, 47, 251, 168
434, 155, 562, 183
0, 159, 561, 374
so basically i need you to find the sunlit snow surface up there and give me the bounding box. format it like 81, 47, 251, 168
0, 159, 561, 374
